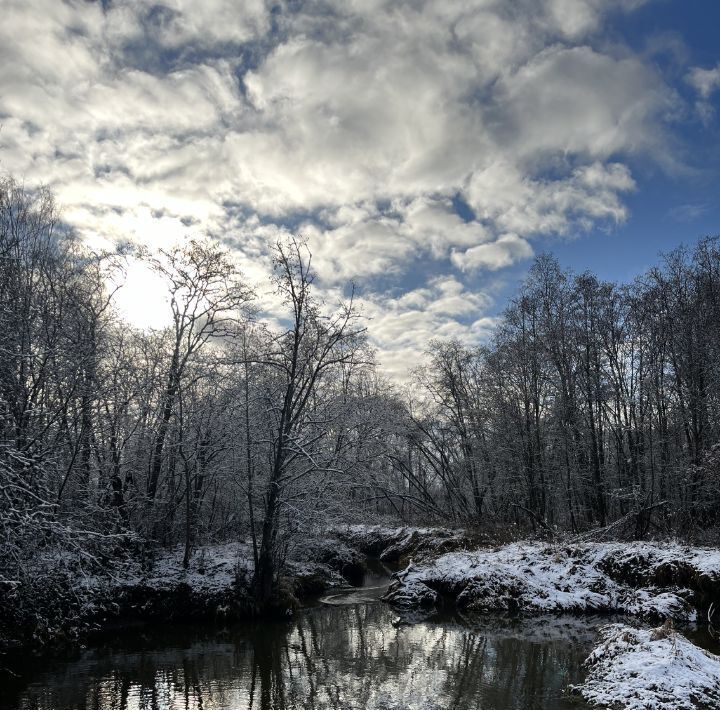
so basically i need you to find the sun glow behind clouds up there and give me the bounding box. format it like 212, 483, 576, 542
112, 258, 173, 331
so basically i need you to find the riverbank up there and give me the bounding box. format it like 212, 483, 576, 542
384, 539, 720, 622
5, 525, 720, 708
0, 535, 366, 653
0, 522, 478, 654
5, 524, 720, 658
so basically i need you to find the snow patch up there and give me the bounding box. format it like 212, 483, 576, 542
573, 623, 720, 709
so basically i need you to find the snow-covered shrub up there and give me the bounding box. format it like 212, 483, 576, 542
0, 446, 134, 648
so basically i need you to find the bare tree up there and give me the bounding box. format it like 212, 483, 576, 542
251, 237, 370, 609
144, 239, 253, 509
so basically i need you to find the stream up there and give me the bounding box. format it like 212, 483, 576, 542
7, 561, 713, 709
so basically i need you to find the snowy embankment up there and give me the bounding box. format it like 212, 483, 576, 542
100, 539, 354, 620
334, 524, 469, 562
0, 537, 358, 650
384, 541, 720, 621
573, 623, 720, 709
111, 542, 337, 614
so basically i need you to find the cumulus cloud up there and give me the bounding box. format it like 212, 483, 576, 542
452, 234, 534, 272
466, 161, 635, 240
305, 197, 488, 283
0, 0, 681, 378
358, 276, 496, 381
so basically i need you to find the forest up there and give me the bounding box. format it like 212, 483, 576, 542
2, 174, 720, 642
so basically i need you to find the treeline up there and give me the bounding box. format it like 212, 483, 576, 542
1, 174, 720, 614
405, 246, 720, 537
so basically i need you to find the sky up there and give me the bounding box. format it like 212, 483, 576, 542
1, 0, 719, 380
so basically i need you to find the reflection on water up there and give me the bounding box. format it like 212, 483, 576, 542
2, 602, 598, 710
7, 551, 720, 710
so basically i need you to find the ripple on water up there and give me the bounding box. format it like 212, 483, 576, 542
320, 583, 391, 606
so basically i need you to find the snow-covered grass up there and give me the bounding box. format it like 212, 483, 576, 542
385, 541, 720, 621
117, 542, 254, 595
573, 623, 720, 709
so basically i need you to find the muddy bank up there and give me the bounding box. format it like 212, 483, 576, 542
384, 541, 720, 622
333, 524, 474, 562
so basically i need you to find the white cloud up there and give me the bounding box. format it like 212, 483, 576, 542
496, 45, 672, 160
687, 64, 720, 99
305, 214, 418, 283
543, 0, 649, 39
358, 276, 496, 381
451, 234, 534, 272
0, 0, 680, 378
687, 64, 720, 124
306, 198, 488, 283
141, 0, 269, 48
465, 161, 635, 241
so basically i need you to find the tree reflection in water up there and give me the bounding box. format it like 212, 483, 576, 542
5, 602, 595, 710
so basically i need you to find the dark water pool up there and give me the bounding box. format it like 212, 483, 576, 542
5, 566, 716, 710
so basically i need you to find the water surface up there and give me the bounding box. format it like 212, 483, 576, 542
0, 566, 646, 709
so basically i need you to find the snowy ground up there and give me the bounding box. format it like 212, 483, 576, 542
573, 623, 720, 709
384, 540, 720, 621
1, 538, 352, 649
115, 542, 254, 595
106, 541, 349, 610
